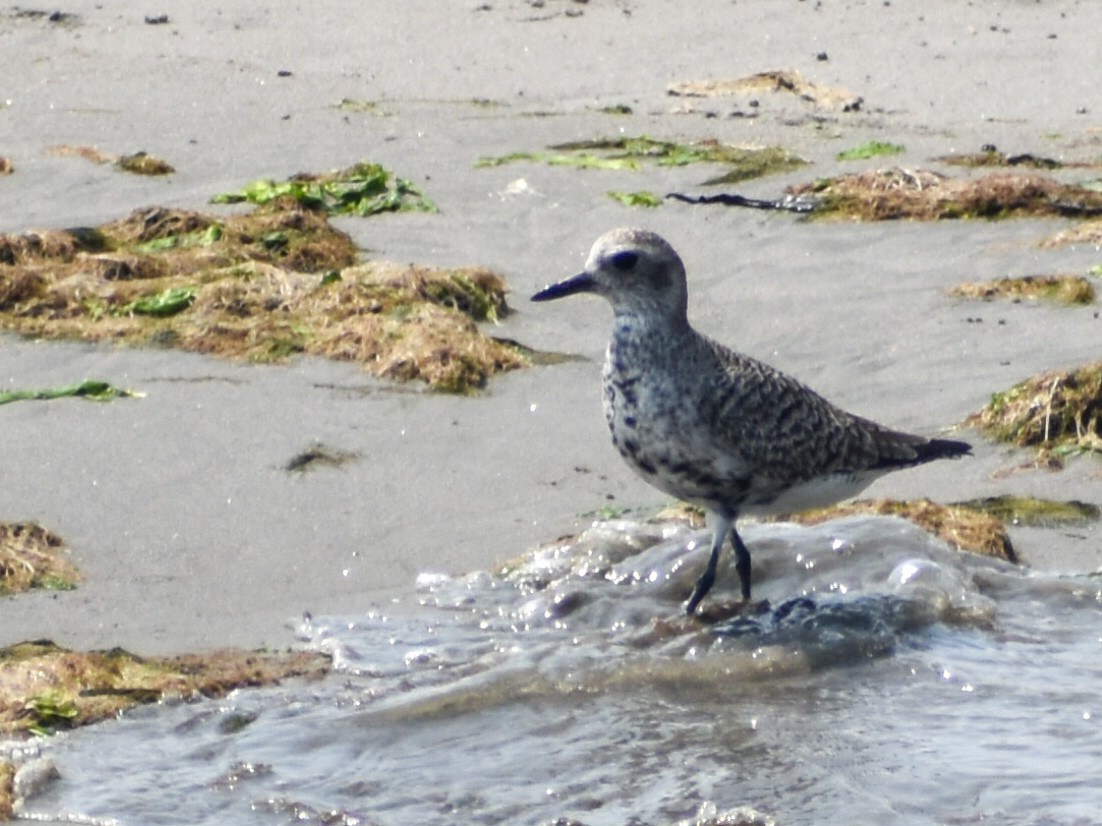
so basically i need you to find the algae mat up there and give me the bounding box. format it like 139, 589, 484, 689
0, 202, 526, 393
788, 168, 1102, 221
0, 640, 328, 739
0, 523, 79, 595
968, 361, 1102, 460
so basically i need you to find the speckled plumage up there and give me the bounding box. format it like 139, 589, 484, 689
533, 228, 971, 613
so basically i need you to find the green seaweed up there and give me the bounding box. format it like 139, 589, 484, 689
133, 224, 222, 254
213, 162, 437, 216
0, 380, 139, 405
477, 136, 805, 183
477, 151, 640, 170
952, 496, 1100, 527
25, 692, 79, 736
836, 141, 905, 161
36, 575, 78, 591
127, 286, 196, 317
582, 505, 632, 520
256, 334, 308, 363
422, 272, 508, 322
608, 190, 662, 208
697, 146, 808, 185
261, 231, 290, 251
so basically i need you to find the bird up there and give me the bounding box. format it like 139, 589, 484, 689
531, 228, 971, 615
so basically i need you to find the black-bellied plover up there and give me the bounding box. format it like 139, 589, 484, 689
532, 228, 971, 615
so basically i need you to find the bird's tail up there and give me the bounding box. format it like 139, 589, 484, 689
913, 437, 972, 462
867, 429, 972, 471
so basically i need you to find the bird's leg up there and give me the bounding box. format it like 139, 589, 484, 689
685, 515, 732, 615
730, 525, 752, 600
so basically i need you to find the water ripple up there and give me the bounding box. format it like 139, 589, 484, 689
14, 516, 1102, 825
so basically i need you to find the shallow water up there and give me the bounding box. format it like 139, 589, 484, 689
14, 516, 1102, 825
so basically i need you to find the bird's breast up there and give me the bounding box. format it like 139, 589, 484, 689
602, 333, 751, 507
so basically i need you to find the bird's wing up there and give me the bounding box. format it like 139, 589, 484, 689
700, 340, 920, 481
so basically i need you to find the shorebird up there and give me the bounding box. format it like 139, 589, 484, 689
532, 228, 971, 615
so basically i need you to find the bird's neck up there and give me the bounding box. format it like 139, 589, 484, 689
612, 306, 690, 339
609, 309, 692, 374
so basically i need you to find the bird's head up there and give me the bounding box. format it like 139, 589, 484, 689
532, 228, 689, 322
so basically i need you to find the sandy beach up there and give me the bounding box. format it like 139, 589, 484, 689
2, 0, 1100, 655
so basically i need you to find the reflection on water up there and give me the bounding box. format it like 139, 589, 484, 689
13, 517, 1102, 825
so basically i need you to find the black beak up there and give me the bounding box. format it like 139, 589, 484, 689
531, 272, 597, 302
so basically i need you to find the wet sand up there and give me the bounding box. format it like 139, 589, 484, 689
1, 0, 1100, 655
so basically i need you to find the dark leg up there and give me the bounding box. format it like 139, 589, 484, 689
685, 517, 754, 614
731, 525, 752, 600
685, 515, 733, 615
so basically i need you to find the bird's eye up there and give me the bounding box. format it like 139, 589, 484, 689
610, 251, 638, 272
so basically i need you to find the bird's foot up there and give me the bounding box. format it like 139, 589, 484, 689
687, 596, 770, 624
683, 571, 716, 616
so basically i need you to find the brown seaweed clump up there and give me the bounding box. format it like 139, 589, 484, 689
935, 149, 1065, 170
0, 204, 526, 392
0, 522, 80, 594
0, 762, 13, 820
777, 498, 1018, 562
1040, 217, 1102, 248
788, 168, 1102, 221
45, 144, 174, 176
948, 274, 1096, 306
967, 362, 1102, 459
656, 498, 1017, 561
667, 69, 863, 112
317, 263, 523, 390
0, 640, 329, 739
